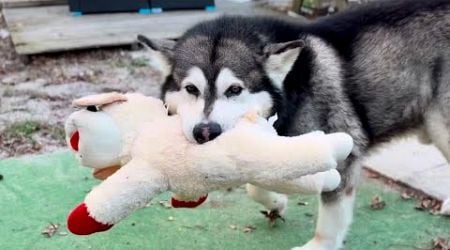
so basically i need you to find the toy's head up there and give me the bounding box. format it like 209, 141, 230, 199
65, 92, 167, 178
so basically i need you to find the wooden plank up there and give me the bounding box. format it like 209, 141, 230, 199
365, 137, 450, 202
1, 0, 66, 8
2, 0, 284, 55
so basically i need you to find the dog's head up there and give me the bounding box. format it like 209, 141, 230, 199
138, 25, 304, 143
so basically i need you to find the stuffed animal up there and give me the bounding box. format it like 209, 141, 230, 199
65, 92, 353, 235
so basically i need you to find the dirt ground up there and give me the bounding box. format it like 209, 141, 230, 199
0, 12, 166, 159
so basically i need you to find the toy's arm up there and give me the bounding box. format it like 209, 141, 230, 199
219, 124, 353, 182
249, 169, 342, 195
67, 158, 168, 235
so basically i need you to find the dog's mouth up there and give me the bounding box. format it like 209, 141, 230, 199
70, 131, 80, 152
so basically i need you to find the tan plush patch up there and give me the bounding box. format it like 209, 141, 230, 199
73, 92, 128, 108
241, 110, 260, 123
93, 166, 121, 180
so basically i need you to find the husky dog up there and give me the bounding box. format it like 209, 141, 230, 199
138, 0, 450, 249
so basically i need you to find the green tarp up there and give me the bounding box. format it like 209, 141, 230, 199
0, 151, 449, 249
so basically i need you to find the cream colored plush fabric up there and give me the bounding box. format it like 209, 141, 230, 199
66, 93, 353, 225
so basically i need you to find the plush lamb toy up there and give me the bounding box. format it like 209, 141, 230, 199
65, 92, 353, 235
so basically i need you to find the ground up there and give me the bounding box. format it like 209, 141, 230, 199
0, 152, 449, 250
0, 12, 163, 158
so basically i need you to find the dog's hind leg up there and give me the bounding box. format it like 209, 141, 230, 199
425, 107, 450, 215
423, 56, 450, 215
425, 56, 450, 162
425, 108, 450, 162
246, 184, 288, 219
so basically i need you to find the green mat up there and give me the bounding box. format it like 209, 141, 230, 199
0, 151, 449, 250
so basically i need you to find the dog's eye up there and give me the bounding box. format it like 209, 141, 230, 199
185, 84, 200, 96
225, 85, 243, 97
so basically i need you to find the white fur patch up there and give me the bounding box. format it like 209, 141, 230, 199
209, 90, 273, 131
265, 47, 301, 89
210, 67, 273, 131
165, 67, 209, 142
181, 66, 207, 95
177, 100, 205, 142
425, 109, 450, 161
215, 68, 244, 94
164, 66, 207, 114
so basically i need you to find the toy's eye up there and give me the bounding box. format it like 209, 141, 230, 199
225, 85, 243, 97
86, 105, 98, 112
185, 84, 200, 96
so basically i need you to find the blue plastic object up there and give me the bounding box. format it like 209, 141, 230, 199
71, 11, 83, 16
205, 5, 217, 12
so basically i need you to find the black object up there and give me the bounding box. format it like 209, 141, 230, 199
151, 0, 215, 10
0, 174, 3, 181
68, 0, 149, 14
68, 0, 215, 15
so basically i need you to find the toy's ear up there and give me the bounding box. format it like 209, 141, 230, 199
72, 92, 128, 108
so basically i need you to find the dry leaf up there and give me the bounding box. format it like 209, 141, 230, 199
297, 201, 309, 206
366, 171, 380, 179
432, 237, 449, 250
41, 223, 59, 238
370, 195, 386, 210
260, 210, 285, 227
243, 225, 256, 233
401, 191, 413, 200
159, 200, 172, 209
415, 197, 442, 214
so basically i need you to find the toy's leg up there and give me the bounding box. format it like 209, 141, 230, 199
292, 158, 359, 250
246, 184, 288, 218
67, 158, 167, 235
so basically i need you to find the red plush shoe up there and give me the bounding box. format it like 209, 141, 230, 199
171, 194, 208, 208
67, 203, 113, 235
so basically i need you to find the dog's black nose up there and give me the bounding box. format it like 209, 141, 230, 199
193, 122, 222, 144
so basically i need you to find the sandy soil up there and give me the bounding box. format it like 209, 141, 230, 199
0, 12, 164, 159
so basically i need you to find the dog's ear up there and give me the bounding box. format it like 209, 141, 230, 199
137, 34, 176, 79
262, 39, 305, 89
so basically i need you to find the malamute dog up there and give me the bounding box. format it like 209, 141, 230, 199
138, 0, 450, 249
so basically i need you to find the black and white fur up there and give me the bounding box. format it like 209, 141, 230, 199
138, 0, 450, 249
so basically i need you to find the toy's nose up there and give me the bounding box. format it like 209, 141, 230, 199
193, 122, 222, 144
